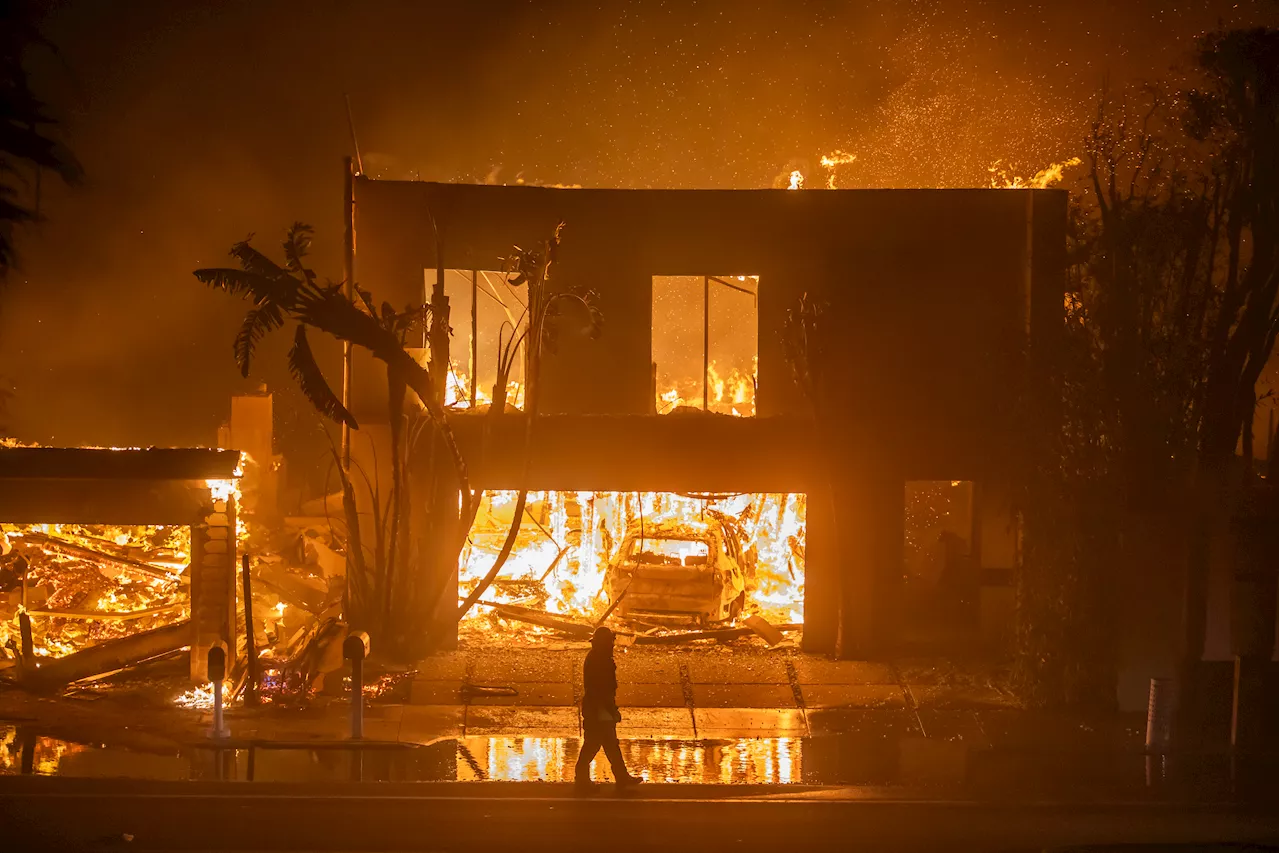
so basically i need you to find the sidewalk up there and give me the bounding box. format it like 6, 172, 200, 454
2, 644, 1178, 794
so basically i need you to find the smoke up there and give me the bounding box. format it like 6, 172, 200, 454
0, 0, 1270, 456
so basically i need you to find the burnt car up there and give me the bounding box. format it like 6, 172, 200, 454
602, 513, 752, 625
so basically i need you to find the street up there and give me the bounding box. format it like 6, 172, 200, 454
2, 776, 1275, 852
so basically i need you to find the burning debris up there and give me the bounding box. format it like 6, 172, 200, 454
0, 445, 369, 710
1, 523, 191, 661
460, 490, 805, 646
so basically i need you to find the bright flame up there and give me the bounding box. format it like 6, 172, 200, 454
443, 366, 526, 411
657, 358, 757, 416
205, 452, 248, 543
988, 157, 1081, 189
819, 150, 857, 188
174, 681, 233, 710
787, 170, 803, 190
446, 356, 758, 419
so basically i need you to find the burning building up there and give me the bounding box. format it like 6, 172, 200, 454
344, 176, 1065, 656
0, 446, 242, 683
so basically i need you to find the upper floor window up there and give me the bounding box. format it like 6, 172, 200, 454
651, 275, 758, 416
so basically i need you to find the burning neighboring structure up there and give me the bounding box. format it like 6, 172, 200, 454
0, 446, 242, 684
345, 177, 1065, 656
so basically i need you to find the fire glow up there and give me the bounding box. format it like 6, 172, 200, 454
460, 490, 805, 641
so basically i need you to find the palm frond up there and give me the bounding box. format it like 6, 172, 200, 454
194, 268, 288, 300
287, 324, 358, 429
230, 238, 288, 279
354, 284, 377, 316
394, 303, 430, 334
233, 302, 285, 377
294, 283, 403, 360
282, 222, 315, 278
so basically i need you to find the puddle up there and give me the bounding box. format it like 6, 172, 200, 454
0, 725, 803, 784
1, 722, 1271, 800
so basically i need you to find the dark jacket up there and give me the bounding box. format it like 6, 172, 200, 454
581, 646, 619, 718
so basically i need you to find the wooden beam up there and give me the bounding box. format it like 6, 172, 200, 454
28, 620, 192, 689
0, 479, 209, 525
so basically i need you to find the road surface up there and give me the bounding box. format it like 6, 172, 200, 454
1, 777, 1274, 852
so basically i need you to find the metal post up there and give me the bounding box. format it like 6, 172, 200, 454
702, 275, 710, 412
1145, 676, 1174, 753
344, 632, 370, 740
240, 555, 258, 706
470, 270, 478, 408
351, 654, 363, 739
19, 729, 34, 775
208, 643, 229, 739
213, 680, 225, 739
429, 224, 448, 405
341, 156, 356, 471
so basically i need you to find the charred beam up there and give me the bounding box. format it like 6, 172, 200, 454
17, 532, 188, 585
633, 623, 801, 645
27, 620, 193, 690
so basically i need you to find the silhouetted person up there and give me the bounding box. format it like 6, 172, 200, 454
574, 626, 642, 791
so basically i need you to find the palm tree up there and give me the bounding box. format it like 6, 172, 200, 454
198, 221, 600, 654
195, 223, 476, 647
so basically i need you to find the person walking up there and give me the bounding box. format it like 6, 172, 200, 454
574, 626, 642, 791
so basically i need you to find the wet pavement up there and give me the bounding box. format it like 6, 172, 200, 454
3, 720, 1275, 807
412, 644, 1018, 713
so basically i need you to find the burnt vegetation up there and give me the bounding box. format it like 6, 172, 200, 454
1013, 27, 1277, 714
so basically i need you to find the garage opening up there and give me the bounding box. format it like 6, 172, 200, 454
460, 491, 805, 645
902, 480, 976, 649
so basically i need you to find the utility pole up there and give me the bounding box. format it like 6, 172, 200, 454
703, 275, 710, 412
341, 156, 356, 470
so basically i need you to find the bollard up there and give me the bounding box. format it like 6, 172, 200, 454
208, 641, 230, 739
343, 631, 370, 740
1145, 676, 1174, 753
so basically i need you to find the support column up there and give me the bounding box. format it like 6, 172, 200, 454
827, 457, 902, 659
341, 156, 356, 470
190, 496, 238, 683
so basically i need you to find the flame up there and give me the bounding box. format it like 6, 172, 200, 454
174, 681, 233, 710
787, 170, 804, 190
205, 452, 244, 504
443, 367, 526, 411
657, 359, 757, 416
460, 491, 805, 640
988, 157, 1081, 189
446, 357, 758, 418
819, 150, 857, 189
205, 452, 248, 543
